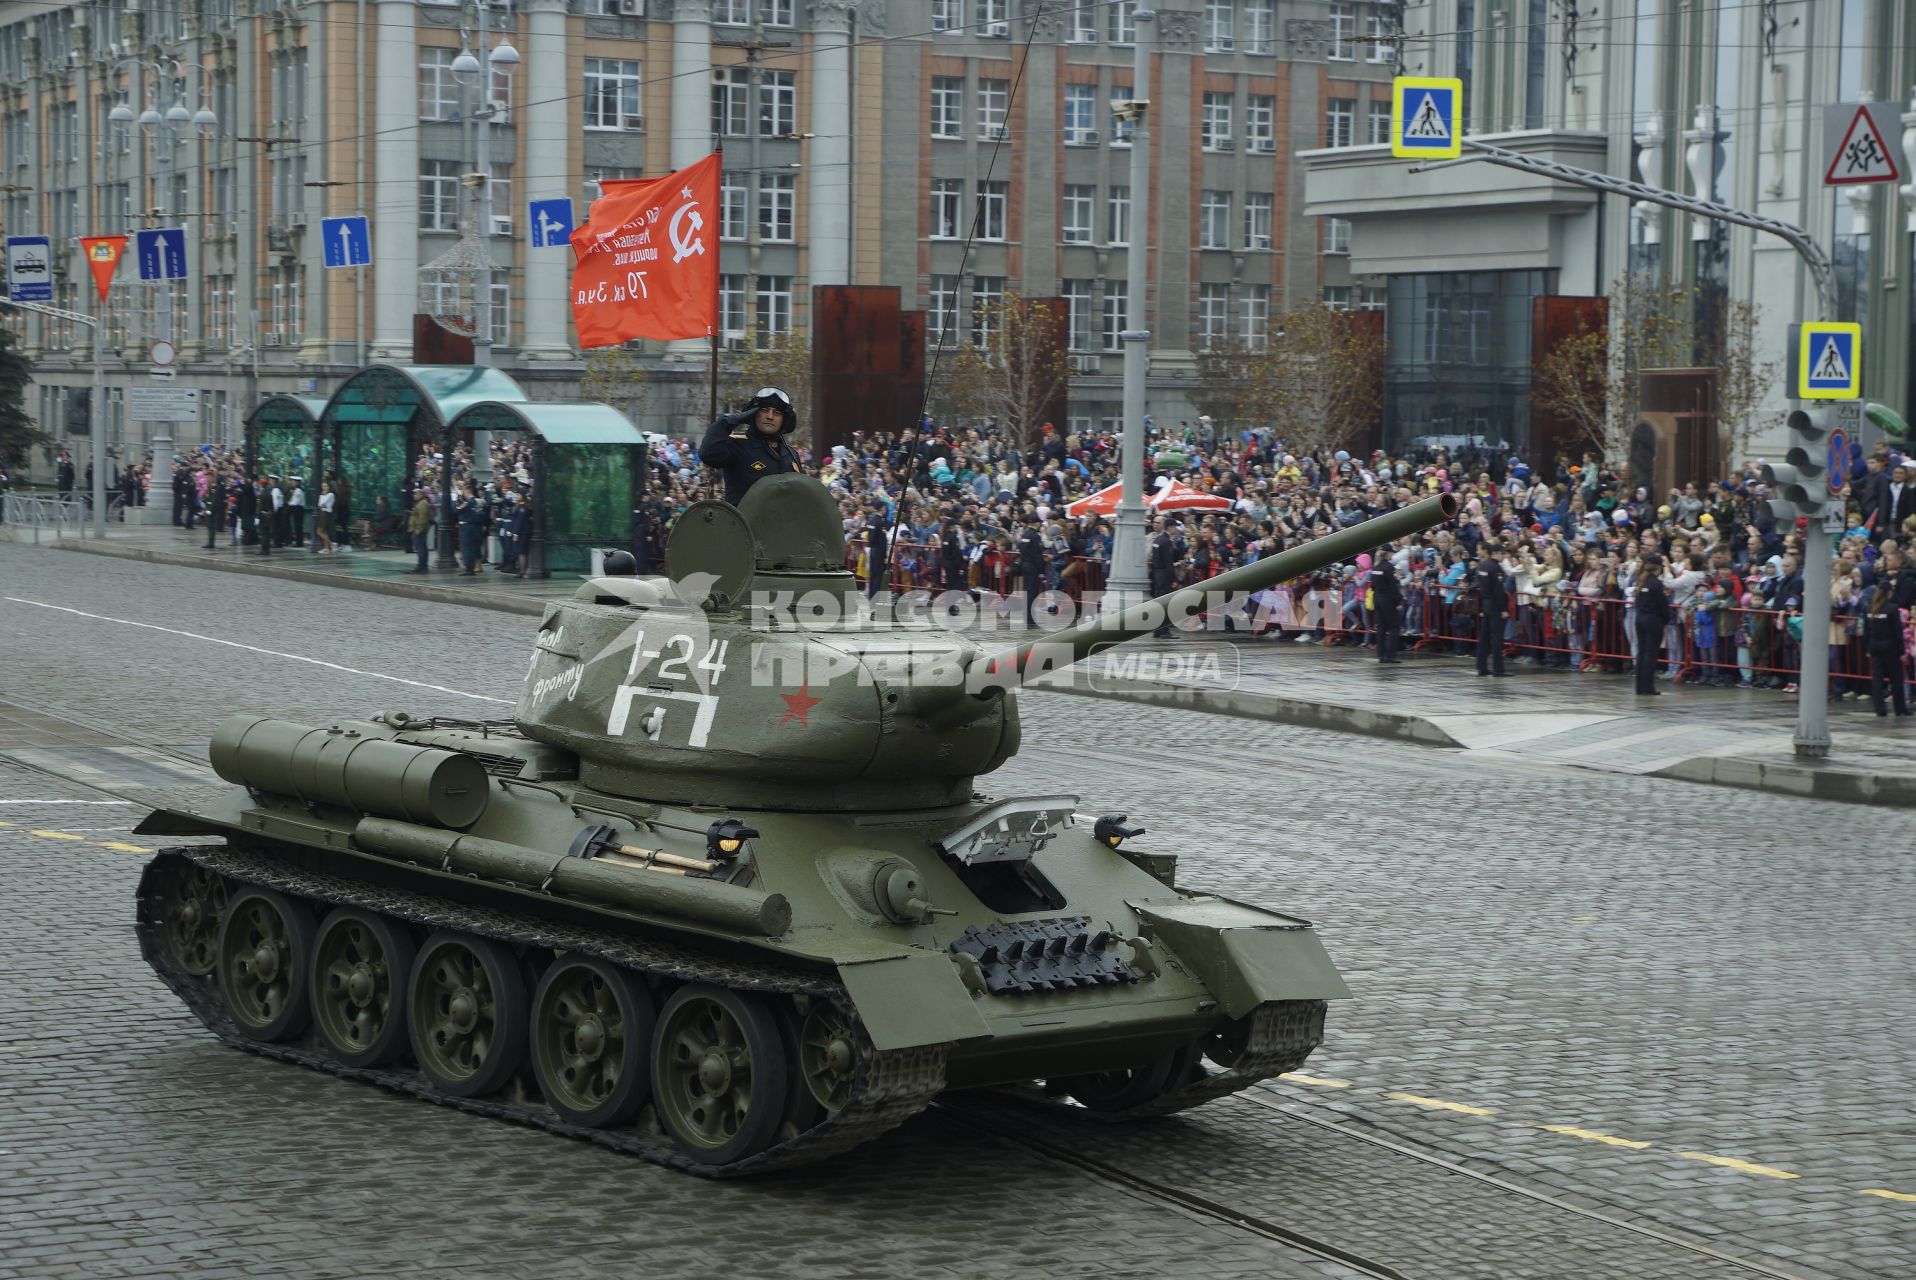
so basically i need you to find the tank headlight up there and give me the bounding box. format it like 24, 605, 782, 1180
707, 819, 759, 859
1093, 813, 1146, 849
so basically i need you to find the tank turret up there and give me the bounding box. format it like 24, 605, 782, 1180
515, 475, 1458, 810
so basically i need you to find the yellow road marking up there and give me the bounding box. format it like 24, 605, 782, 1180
1674, 1151, 1800, 1180
91, 841, 153, 854
1534, 1123, 1652, 1150
0, 820, 13, 826
1279, 1073, 1353, 1089
1385, 1091, 1497, 1117
1861, 1188, 1916, 1203
29, 829, 85, 841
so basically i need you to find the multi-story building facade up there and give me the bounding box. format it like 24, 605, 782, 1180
0, 0, 1388, 465
1303, 0, 1916, 462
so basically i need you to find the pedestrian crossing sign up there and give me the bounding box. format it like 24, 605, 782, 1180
1798, 322, 1862, 400
1391, 77, 1462, 159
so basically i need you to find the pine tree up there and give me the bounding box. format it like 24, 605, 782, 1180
0, 325, 42, 469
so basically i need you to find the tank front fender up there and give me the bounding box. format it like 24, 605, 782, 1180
837, 951, 993, 1051
1130, 896, 1351, 1018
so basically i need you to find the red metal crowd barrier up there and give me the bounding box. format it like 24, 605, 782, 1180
846, 539, 1107, 600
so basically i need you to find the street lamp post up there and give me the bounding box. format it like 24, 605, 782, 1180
1107, 10, 1156, 600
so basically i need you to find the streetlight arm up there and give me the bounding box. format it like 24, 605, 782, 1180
1417, 140, 1838, 318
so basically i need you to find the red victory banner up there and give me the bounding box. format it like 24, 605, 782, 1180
78, 235, 128, 302
570, 153, 720, 348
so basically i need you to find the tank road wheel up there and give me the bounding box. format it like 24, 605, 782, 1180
653, 985, 790, 1165
530, 955, 656, 1128
407, 931, 529, 1098
797, 1002, 860, 1116
310, 908, 417, 1069
216, 888, 317, 1042
1053, 1042, 1200, 1113
155, 862, 229, 976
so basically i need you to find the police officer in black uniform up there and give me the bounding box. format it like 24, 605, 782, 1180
1634, 553, 1671, 695
1016, 515, 1046, 625
1372, 558, 1404, 664
1472, 550, 1512, 676
699, 387, 799, 505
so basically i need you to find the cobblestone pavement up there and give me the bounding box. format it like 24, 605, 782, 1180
0, 543, 1908, 1279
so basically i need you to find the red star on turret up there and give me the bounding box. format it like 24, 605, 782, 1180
779, 683, 821, 727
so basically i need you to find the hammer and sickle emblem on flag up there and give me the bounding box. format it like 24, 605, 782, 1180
669, 201, 706, 264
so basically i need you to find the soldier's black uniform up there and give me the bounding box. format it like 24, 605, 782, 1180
1016, 521, 1046, 624
699, 389, 799, 506
1634, 569, 1671, 695
1472, 558, 1511, 676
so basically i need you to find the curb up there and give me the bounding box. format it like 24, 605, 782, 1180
1029, 673, 1464, 747
1652, 753, 1916, 808
50, 538, 549, 618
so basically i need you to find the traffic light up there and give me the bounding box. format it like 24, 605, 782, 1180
64, 388, 90, 436
1761, 407, 1832, 520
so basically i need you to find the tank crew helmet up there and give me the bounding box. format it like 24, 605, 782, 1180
601, 549, 638, 576
746, 387, 797, 435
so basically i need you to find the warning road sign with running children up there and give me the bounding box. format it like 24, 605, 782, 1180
1823, 103, 1901, 187
1392, 77, 1462, 160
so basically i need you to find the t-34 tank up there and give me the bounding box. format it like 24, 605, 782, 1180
135, 475, 1458, 1175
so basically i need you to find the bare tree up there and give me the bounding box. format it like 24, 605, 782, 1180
579, 342, 650, 425
1193, 337, 1262, 431
1233, 303, 1386, 457
924, 340, 995, 432
963, 292, 1075, 448
1703, 294, 1779, 463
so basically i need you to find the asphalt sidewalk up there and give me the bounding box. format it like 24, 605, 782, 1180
36, 520, 1916, 807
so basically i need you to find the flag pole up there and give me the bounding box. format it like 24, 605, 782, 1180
708, 143, 722, 425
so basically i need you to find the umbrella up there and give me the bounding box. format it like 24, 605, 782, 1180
1064, 482, 1124, 518
1148, 479, 1231, 513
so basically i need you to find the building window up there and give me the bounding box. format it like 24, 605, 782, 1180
1063, 84, 1096, 144
1063, 278, 1093, 350
487, 281, 510, 347
419, 48, 459, 121
720, 274, 746, 338
1199, 190, 1230, 249
1243, 193, 1272, 250
1329, 3, 1355, 60
929, 274, 960, 339
931, 0, 961, 31
1061, 185, 1094, 243
712, 75, 748, 137
1368, 99, 1392, 146
1198, 284, 1229, 350
1205, 0, 1234, 50
1326, 97, 1355, 148
1368, 6, 1394, 62
759, 71, 796, 136
715, 0, 748, 23
1246, 95, 1274, 150
1201, 93, 1233, 150
1243, 0, 1273, 53
488, 164, 513, 234
1109, 0, 1137, 44
1067, 3, 1096, 42
419, 159, 459, 231
1323, 285, 1352, 310
1101, 282, 1127, 350
763, 0, 794, 26
1241, 285, 1268, 349
584, 58, 643, 131
758, 172, 795, 242
757, 276, 793, 340
931, 77, 963, 138
971, 277, 1005, 346
978, 79, 1008, 137
1107, 185, 1129, 245
1110, 84, 1134, 144
720, 170, 748, 240
1358, 285, 1387, 311
585, 167, 639, 208
931, 178, 963, 239
976, 180, 1007, 240
1325, 217, 1351, 254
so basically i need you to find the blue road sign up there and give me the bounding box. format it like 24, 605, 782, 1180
529, 198, 575, 249
321, 215, 372, 269
135, 228, 188, 281
5, 235, 53, 302
1826, 428, 1851, 496
1392, 77, 1462, 159
1798, 321, 1861, 399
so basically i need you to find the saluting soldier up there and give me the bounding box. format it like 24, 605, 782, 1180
699, 387, 799, 506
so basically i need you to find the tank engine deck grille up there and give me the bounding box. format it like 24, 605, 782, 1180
949, 917, 1137, 994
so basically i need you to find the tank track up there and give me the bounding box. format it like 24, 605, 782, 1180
136, 844, 949, 1178
1101, 998, 1327, 1120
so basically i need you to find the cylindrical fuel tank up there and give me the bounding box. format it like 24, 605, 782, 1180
208, 715, 489, 829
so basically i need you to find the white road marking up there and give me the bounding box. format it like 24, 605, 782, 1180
0, 799, 138, 805
2, 597, 513, 706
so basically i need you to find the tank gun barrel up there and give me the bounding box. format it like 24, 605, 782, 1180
977, 492, 1459, 684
